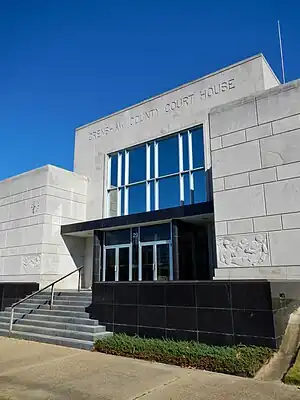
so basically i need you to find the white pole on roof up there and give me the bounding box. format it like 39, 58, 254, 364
278, 20, 286, 84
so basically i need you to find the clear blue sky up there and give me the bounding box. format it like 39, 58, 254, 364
0, 0, 299, 181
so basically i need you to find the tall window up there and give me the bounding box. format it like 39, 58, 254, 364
107, 126, 205, 217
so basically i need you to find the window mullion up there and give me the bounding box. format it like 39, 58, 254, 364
154, 141, 159, 210
124, 150, 129, 215
146, 143, 151, 211
178, 133, 184, 206
107, 156, 112, 217
188, 131, 194, 204
117, 152, 122, 216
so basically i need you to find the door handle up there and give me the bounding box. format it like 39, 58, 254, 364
114, 265, 117, 272
152, 264, 155, 271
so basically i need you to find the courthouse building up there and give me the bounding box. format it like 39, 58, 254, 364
1, 54, 300, 346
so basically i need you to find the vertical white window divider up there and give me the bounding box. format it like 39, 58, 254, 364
117, 152, 122, 216
188, 130, 194, 203
107, 156, 112, 217
178, 133, 184, 205
154, 141, 159, 210
146, 143, 151, 212
124, 150, 129, 215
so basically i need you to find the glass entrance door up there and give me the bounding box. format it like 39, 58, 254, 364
103, 246, 131, 281
139, 242, 172, 281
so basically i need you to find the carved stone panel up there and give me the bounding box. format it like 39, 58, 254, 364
217, 233, 269, 267
21, 254, 41, 274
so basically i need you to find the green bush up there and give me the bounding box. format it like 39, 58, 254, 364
284, 351, 300, 385
94, 334, 273, 377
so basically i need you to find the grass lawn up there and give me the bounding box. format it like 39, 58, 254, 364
94, 334, 274, 378
284, 350, 300, 385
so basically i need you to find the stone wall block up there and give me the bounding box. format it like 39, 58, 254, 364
257, 82, 300, 124
250, 167, 276, 185
210, 99, 257, 138
272, 114, 300, 135
260, 129, 300, 168
211, 137, 222, 151
212, 141, 261, 178
246, 123, 272, 141
277, 161, 300, 181
269, 229, 300, 265
214, 184, 266, 221
227, 218, 253, 234
265, 178, 300, 215
213, 178, 225, 192
253, 215, 282, 232
222, 129, 246, 148
282, 212, 300, 229
224, 172, 249, 190
215, 221, 227, 235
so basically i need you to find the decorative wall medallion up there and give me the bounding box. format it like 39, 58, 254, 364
217, 234, 268, 267
22, 254, 41, 272
31, 201, 40, 214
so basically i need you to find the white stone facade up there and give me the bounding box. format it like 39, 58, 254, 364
6, 53, 300, 286
210, 79, 300, 279
0, 165, 88, 288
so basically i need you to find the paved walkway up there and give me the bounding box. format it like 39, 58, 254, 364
0, 337, 299, 399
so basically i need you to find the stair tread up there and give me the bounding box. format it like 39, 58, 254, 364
7, 307, 87, 314
9, 324, 109, 338
8, 330, 95, 346
0, 319, 103, 330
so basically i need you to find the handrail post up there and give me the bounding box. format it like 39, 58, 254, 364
78, 268, 81, 292
9, 307, 14, 335
50, 284, 54, 310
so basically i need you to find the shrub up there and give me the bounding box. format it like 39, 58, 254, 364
284, 351, 300, 385
94, 334, 273, 377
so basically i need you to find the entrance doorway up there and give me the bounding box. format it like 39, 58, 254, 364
103, 245, 132, 281
139, 242, 172, 281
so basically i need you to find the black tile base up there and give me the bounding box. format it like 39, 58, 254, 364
0, 282, 38, 311
91, 280, 300, 349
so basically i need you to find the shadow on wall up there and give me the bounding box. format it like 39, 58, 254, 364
62, 235, 92, 289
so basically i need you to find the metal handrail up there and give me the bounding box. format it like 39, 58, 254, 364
9, 265, 84, 334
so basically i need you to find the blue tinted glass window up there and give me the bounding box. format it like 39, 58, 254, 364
129, 145, 146, 183
120, 188, 124, 216
193, 170, 206, 203
159, 175, 180, 209
150, 181, 155, 211
110, 155, 118, 188
149, 143, 154, 179
183, 173, 191, 205
128, 183, 146, 214
106, 229, 130, 245
158, 135, 179, 176
191, 127, 204, 168
182, 133, 189, 171
140, 223, 170, 242
121, 151, 125, 185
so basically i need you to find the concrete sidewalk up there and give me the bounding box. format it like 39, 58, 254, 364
0, 337, 299, 400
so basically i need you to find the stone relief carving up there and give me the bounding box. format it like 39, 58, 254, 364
31, 201, 40, 214
217, 234, 268, 267
22, 254, 41, 272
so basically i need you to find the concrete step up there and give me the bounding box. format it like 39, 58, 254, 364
0, 317, 105, 333
23, 298, 91, 307
0, 313, 98, 326
4, 307, 89, 319
0, 322, 108, 341
35, 291, 92, 298
6, 304, 86, 313
0, 328, 96, 350
30, 295, 92, 303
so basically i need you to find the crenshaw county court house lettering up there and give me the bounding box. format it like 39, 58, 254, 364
88, 78, 235, 140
